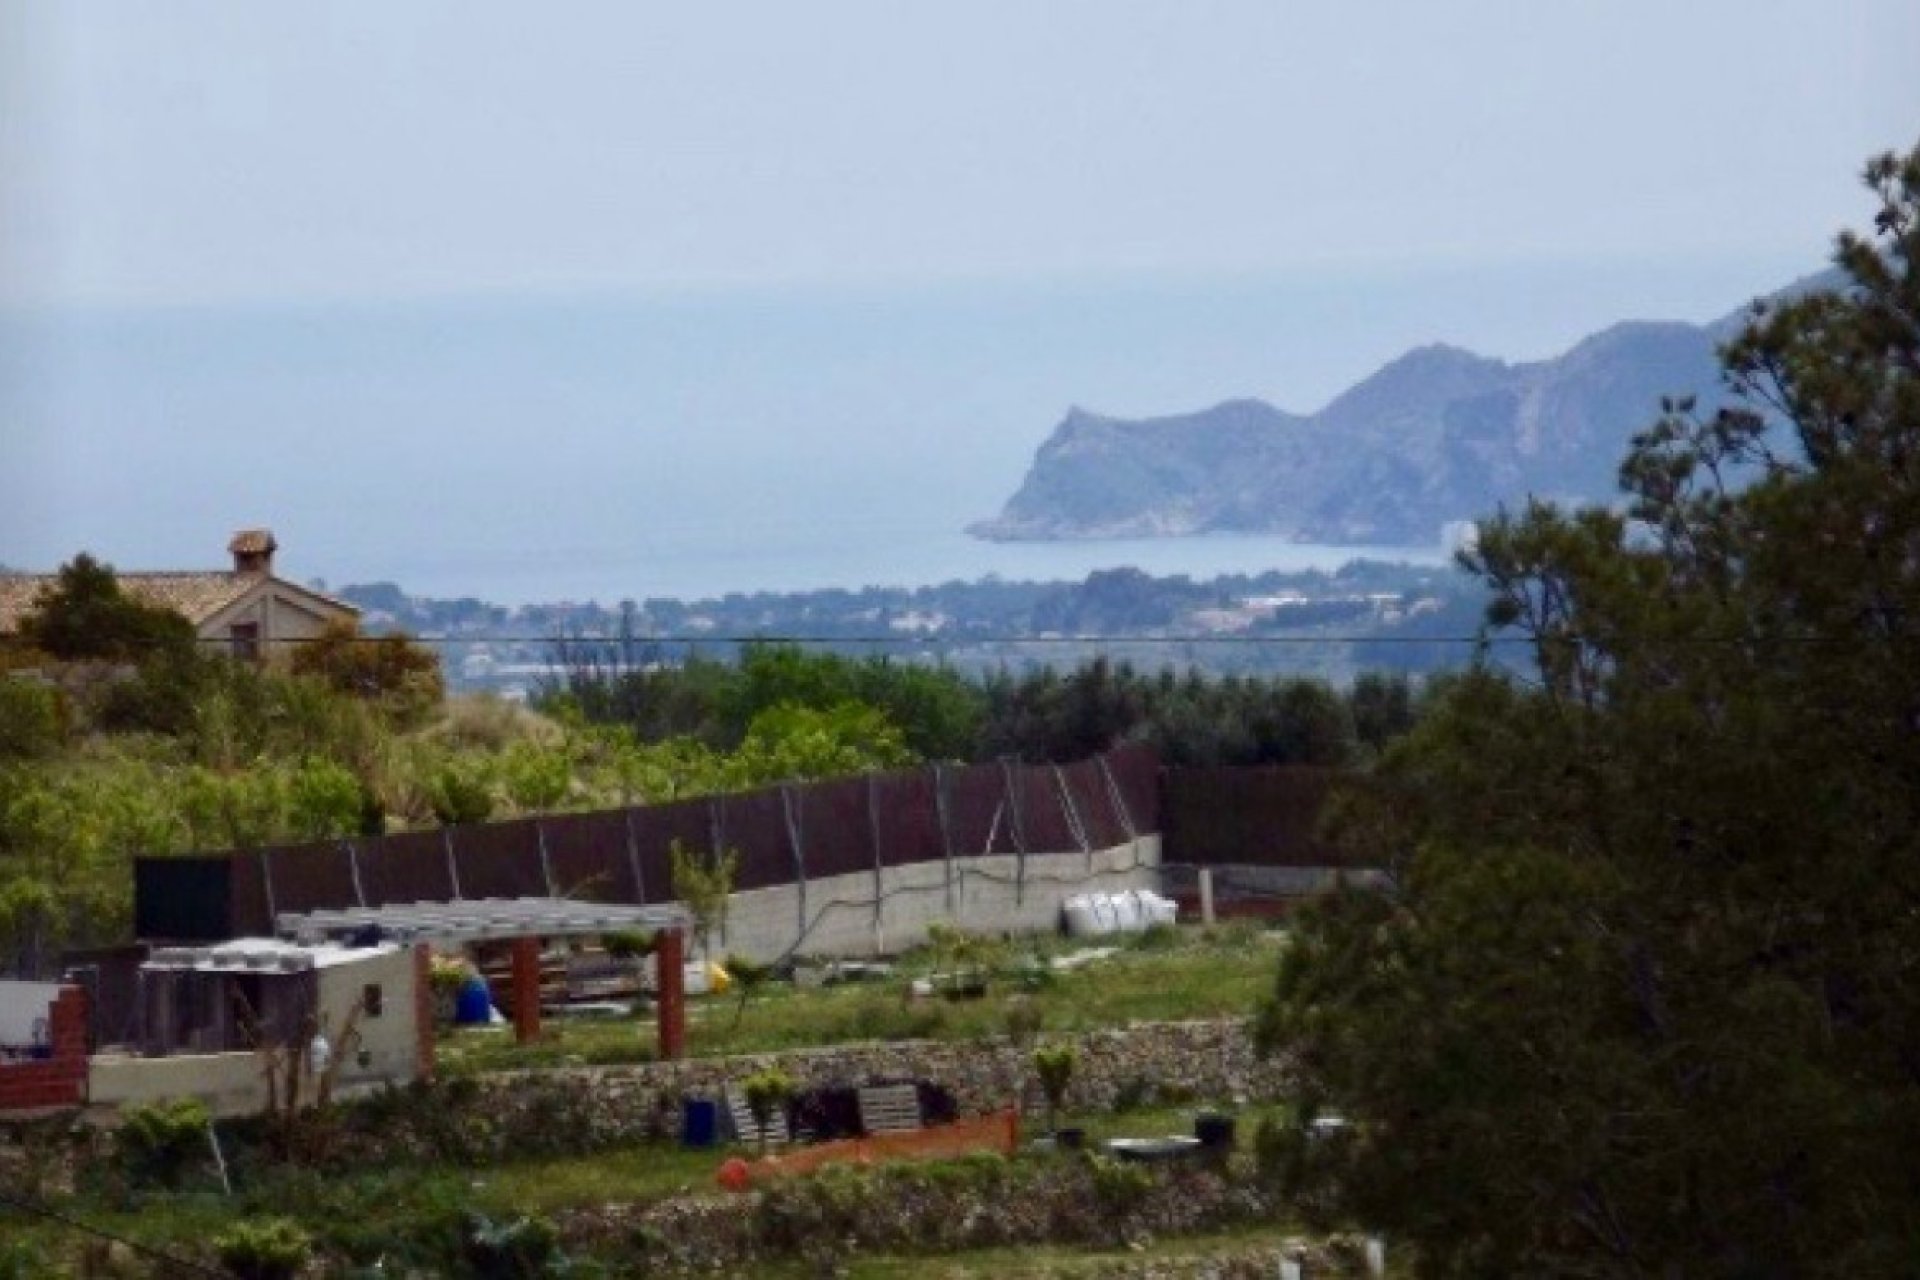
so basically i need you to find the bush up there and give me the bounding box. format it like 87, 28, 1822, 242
0, 680, 64, 759
1002, 996, 1045, 1045
1033, 1043, 1077, 1131
1132, 922, 1181, 951
1086, 1152, 1154, 1214
115, 1097, 212, 1188
214, 1217, 312, 1280
425, 759, 495, 826
741, 1068, 795, 1150
461, 1211, 564, 1279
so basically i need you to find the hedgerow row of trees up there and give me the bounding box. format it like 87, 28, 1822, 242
1, 558, 1418, 973
544, 642, 1419, 769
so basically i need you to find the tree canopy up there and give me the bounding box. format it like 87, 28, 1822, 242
1257, 141, 1920, 1274
17, 554, 196, 662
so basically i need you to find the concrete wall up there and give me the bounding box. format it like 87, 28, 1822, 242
712, 835, 1161, 962
0, 981, 66, 1047
88, 946, 427, 1119
89, 1052, 266, 1118
317, 945, 422, 1091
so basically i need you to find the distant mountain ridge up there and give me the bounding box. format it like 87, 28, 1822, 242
970, 273, 1833, 545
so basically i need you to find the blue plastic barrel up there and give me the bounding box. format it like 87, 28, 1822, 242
454, 975, 493, 1025
681, 1097, 720, 1148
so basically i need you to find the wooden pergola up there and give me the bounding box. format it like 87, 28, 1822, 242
276, 897, 693, 1056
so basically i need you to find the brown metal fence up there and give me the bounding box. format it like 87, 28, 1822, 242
1159, 765, 1358, 867
135, 744, 1163, 942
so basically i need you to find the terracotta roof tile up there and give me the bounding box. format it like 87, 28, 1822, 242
0, 571, 356, 636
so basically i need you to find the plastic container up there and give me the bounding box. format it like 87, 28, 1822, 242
681, 1097, 720, 1148
1195, 1112, 1236, 1150
453, 975, 493, 1025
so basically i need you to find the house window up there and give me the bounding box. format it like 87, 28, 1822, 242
362, 984, 384, 1018
229, 622, 260, 661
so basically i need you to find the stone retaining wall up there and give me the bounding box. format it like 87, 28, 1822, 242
470, 1017, 1285, 1139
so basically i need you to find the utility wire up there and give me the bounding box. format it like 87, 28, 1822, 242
0, 1186, 226, 1277
153, 630, 1901, 648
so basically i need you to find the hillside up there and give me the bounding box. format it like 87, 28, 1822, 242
970, 275, 1831, 544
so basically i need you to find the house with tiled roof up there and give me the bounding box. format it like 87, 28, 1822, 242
0, 530, 358, 659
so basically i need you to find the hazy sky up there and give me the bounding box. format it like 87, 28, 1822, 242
3, 3, 1918, 600
5, 1, 1917, 311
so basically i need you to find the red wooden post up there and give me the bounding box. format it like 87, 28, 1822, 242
511, 936, 542, 1045
656, 927, 685, 1061
412, 943, 436, 1079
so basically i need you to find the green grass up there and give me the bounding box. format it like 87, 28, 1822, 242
435, 921, 1286, 1074
0, 1102, 1292, 1274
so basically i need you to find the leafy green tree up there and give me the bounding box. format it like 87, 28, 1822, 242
670, 838, 738, 958
17, 554, 196, 662
498, 740, 572, 813
1258, 141, 1920, 1275
731, 700, 915, 785
290, 619, 444, 725
286, 757, 365, 841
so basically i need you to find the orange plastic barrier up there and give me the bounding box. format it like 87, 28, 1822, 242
718, 1110, 1020, 1190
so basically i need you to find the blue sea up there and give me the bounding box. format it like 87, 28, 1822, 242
0, 255, 1791, 605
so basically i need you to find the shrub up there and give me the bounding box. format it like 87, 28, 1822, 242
741, 1068, 795, 1152
425, 759, 494, 826
1133, 922, 1181, 951
0, 1239, 52, 1280
1033, 1043, 1077, 1132
1086, 1152, 1154, 1214
1002, 996, 1044, 1046
115, 1097, 212, 1188
214, 1217, 312, 1280
461, 1211, 563, 1279
0, 680, 64, 759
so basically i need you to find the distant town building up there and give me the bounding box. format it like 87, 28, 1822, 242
0, 529, 359, 659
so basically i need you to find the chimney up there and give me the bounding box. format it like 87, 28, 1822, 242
229, 528, 278, 575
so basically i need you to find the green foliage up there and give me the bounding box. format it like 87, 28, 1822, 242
213, 1217, 312, 1280
0, 680, 65, 759
1002, 995, 1045, 1045
976, 658, 1368, 766
18, 554, 196, 662
1085, 1152, 1153, 1213
1261, 140, 1920, 1274
600, 928, 655, 960
115, 1097, 212, 1189
732, 699, 915, 784
290, 619, 444, 725
669, 838, 738, 957
460, 1210, 564, 1279
499, 739, 572, 813
0, 765, 138, 972
286, 756, 364, 841
0, 1240, 53, 1280
741, 1068, 795, 1151
425, 757, 496, 826
1033, 1043, 1077, 1130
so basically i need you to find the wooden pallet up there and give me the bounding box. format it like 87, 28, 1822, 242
857, 1083, 922, 1135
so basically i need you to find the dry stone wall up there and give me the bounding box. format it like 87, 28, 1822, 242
469, 1016, 1284, 1141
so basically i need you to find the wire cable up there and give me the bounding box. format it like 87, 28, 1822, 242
0, 1186, 226, 1277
